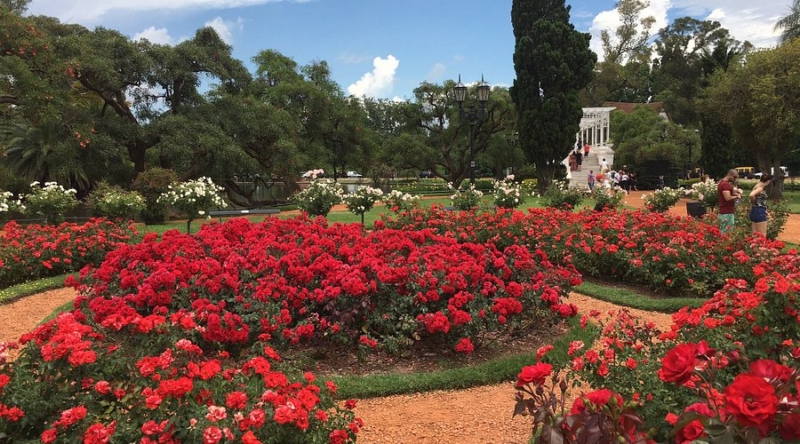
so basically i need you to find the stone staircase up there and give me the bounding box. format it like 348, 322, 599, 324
567, 145, 615, 190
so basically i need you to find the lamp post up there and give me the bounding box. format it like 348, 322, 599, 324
454, 75, 490, 185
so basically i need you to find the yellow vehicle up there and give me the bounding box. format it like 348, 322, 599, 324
734, 166, 755, 179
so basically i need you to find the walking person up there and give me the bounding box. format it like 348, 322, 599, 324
587, 170, 596, 191
600, 158, 609, 174
575, 150, 583, 171
568, 152, 577, 172
583, 143, 591, 160
717, 169, 743, 234
749, 174, 772, 236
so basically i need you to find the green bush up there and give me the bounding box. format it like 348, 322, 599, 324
87, 183, 145, 220
395, 180, 449, 193
732, 198, 789, 240
132, 168, 177, 225
541, 181, 584, 210
292, 180, 344, 217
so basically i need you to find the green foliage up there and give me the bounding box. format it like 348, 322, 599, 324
686, 178, 719, 210
541, 181, 584, 210
86, 183, 145, 220
590, 186, 625, 210
510, 0, 596, 193
395, 179, 450, 193
292, 180, 344, 217
0, 273, 75, 305
132, 168, 177, 225
21, 181, 79, 224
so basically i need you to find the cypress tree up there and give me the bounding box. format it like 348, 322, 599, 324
510, 0, 596, 193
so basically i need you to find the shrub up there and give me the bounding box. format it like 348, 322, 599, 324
292, 180, 344, 217
158, 177, 227, 233
688, 179, 719, 210
132, 168, 178, 225
21, 181, 79, 224
492, 175, 525, 209
342, 186, 383, 223
0, 219, 138, 289
641, 186, 683, 213
380, 190, 419, 213
590, 186, 625, 211
449, 183, 483, 210
395, 179, 449, 194
87, 183, 145, 220
541, 181, 584, 210
0, 190, 24, 215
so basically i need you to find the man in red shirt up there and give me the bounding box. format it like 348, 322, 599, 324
717, 169, 743, 234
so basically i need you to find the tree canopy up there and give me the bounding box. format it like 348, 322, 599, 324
511, 0, 596, 192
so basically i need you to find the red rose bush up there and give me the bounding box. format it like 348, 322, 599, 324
0, 219, 138, 289
0, 215, 577, 442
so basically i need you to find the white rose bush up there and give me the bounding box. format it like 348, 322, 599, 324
292, 179, 344, 217
21, 181, 79, 224
342, 185, 384, 224
87, 183, 146, 221
642, 186, 684, 213
381, 190, 420, 213
158, 177, 227, 233
449, 183, 484, 211
689, 179, 719, 210
492, 175, 525, 209
0, 191, 24, 216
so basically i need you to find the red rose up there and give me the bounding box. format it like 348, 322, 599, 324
779, 413, 800, 441
723, 374, 778, 429
570, 388, 623, 415
677, 420, 706, 443
516, 362, 552, 388
659, 343, 698, 385
749, 359, 791, 382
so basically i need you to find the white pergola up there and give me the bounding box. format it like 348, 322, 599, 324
577, 107, 616, 147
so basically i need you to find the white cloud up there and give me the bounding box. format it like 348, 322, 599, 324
27, 0, 296, 23
347, 55, 399, 98
453, 54, 465, 62
425, 63, 446, 82
587, 0, 785, 61
204, 16, 243, 44
133, 26, 175, 45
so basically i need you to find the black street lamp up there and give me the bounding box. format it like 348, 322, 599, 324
454, 75, 490, 185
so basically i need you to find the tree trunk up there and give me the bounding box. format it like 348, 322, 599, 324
536, 164, 558, 195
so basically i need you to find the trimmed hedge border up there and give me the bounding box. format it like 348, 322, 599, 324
0, 272, 76, 305
574, 279, 705, 313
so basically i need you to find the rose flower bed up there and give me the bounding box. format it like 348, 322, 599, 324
0, 219, 138, 290
0, 216, 578, 442
381, 206, 789, 297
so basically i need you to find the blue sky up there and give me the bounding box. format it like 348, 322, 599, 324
27, 0, 789, 100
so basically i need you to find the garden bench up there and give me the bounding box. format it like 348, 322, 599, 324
208, 208, 280, 222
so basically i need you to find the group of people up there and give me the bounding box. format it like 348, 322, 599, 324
717, 168, 772, 236
568, 143, 593, 172
586, 166, 637, 192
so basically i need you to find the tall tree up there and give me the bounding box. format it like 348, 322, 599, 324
775, 0, 800, 44
511, 0, 596, 192
601, 0, 656, 65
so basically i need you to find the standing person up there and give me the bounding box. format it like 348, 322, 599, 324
575, 150, 583, 171
749, 174, 772, 236
600, 158, 609, 174
717, 169, 743, 234
568, 152, 577, 172
620, 170, 629, 191
583, 143, 591, 159
587, 170, 596, 191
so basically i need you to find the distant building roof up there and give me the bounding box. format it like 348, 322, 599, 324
603, 102, 670, 121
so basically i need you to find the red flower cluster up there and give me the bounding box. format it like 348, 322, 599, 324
0, 219, 137, 289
